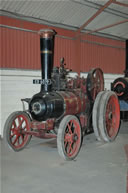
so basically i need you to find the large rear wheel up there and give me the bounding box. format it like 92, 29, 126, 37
93, 91, 120, 142
4, 111, 32, 151
57, 115, 82, 160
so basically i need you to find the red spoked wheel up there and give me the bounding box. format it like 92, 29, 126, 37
87, 68, 104, 101
4, 111, 32, 151
93, 91, 120, 142
57, 115, 82, 160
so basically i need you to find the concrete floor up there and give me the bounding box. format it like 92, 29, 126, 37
0, 121, 128, 193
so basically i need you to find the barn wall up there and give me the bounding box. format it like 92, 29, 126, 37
0, 16, 125, 74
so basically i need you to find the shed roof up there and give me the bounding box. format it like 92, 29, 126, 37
0, 0, 128, 40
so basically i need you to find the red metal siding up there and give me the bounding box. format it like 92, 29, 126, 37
0, 16, 126, 74
54, 36, 75, 71
81, 41, 125, 73
1, 27, 40, 69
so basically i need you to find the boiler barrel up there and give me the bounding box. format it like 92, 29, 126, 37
29, 91, 86, 122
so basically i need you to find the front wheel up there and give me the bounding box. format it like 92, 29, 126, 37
57, 115, 82, 160
4, 111, 32, 151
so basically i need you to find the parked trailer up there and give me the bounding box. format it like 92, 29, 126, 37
4, 29, 120, 160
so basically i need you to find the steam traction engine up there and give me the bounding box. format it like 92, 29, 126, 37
4, 29, 120, 160
111, 40, 128, 121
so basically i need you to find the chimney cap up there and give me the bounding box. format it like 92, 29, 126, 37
39, 29, 56, 38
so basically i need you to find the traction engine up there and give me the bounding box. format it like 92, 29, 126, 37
4, 29, 120, 160
111, 40, 128, 121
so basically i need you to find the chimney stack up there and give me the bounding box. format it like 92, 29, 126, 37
39, 29, 55, 92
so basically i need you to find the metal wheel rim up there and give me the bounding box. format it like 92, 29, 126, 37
105, 95, 120, 139
92, 91, 105, 141
9, 114, 30, 149
63, 119, 81, 158
98, 91, 120, 142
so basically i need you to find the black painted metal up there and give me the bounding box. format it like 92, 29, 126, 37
125, 40, 128, 77
111, 77, 128, 100
29, 92, 64, 121
40, 35, 54, 92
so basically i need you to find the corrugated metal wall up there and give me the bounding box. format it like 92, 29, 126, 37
54, 36, 75, 71
1, 27, 40, 69
0, 16, 126, 74
80, 40, 125, 73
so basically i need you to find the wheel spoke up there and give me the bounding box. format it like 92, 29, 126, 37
5, 112, 31, 150
12, 120, 17, 129
10, 133, 15, 139
12, 135, 19, 145
67, 142, 73, 154
87, 68, 104, 101
64, 133, 69, 141
22, 125, 26, 130
18, 119, 24, 129
67, 121, 73, 134
64, 140, 68, 149
57, 115, 81, 160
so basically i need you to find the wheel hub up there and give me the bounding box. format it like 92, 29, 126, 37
73, 134, 78, 142
108, 112, 113, 120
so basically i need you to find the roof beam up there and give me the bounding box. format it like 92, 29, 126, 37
84, 19, 128, 35
113, 1, 128, 7
76, 0, 115, 34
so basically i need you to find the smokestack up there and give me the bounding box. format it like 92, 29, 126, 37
125, 39, 128, 77
39, 29, 55, 92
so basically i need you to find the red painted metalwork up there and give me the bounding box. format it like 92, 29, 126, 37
64, 118, 81, 158
59, 90, 86, 116
10, 114, 31, 149
30, 119, 55, 131
114, 1, 128, 7
86, 68, 104, 101
105, 95, 120, 138
92, 91, 120, 142
79, 114, 88, 129
22, 130, 56, 139
76, 0, 115, 34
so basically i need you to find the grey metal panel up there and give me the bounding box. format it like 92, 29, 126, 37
109, 4, 128, 15
85, 11, 127, 29
101, 22, 128, 38
0, 0, 128, 39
